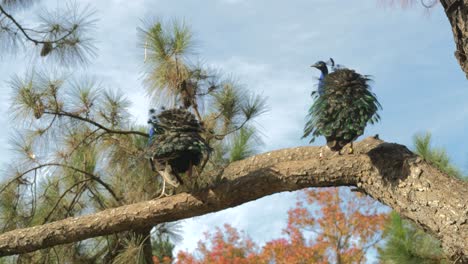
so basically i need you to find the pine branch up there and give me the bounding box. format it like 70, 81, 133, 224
42, 179, 91, 224
0, 163, 119, 202
43, 110, 148, 137
0, 4, 77, 45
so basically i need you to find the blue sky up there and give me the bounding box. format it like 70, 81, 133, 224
0, 0, 467, 262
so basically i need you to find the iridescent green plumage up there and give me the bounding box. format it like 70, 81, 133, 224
303, 64, 381, 151
147, 108, 210, 174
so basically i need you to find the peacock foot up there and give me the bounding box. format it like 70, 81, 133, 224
158, 165, 181, 188
348, 143, 354, 154
156, 177, 170, 199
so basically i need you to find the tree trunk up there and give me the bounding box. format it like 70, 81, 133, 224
0, 137, 466, 262
440, 0, 468, 78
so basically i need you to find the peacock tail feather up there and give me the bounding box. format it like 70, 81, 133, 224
147, 108, 210, 173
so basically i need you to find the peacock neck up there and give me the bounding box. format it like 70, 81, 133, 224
319, 67, 328, 79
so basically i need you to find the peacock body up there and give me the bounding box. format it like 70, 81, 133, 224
147, 108, 209, 174
303, 59, 381, 152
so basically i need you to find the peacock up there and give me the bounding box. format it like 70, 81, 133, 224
146, 108, 210, 188
303, 58, 381, 154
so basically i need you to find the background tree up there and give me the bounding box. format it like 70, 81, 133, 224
0, 17, 266, 264
176, 224, 262, 264
379, 212, 448, 264
177, 187, 389, 264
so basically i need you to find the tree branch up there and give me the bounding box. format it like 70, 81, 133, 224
440, 0, 468, 78
0, 163, 119, 202
0, 4, 77, 45
0, 137, 466, 262
43, 110, 148, 137
42, 179, 91, 224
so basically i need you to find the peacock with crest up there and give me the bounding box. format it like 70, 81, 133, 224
303, 58, 382, 154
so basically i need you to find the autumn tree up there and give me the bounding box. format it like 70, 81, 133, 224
176, 224, 261, 264
177, 188, 388, 264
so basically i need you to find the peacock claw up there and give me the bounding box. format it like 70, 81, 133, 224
156, 177, 170, 199
348, 143, 354, 154
158, 164, 181, 188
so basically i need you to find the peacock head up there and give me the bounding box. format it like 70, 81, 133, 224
311, 61, 328, 75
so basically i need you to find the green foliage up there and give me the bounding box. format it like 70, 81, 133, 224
379, 212, 448, 264
0, 180, 22, 232
152, 237, 175, 261
413, 132, 465, 179
210, 82, 267, 137
0, 1, 97, 65
229, 127, 260, 162
139, 19, 193, 101
242, 93, 268, 121
1, 14, 266, 262
213, 83, 243, 131
112, 235, 148, 264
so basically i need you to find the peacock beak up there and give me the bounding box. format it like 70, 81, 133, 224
311, 63, 319, 69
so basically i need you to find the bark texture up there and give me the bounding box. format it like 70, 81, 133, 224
441, 0, 468, 78
0, 137, 466, 262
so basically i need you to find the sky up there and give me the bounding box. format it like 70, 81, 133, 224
0, 0, 467, 262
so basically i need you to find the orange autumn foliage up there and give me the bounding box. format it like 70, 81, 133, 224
176, 187, 389, 264
153, 256, 172, 264
177, 224, 262, 264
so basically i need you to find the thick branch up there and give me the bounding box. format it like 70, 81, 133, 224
440, 0, 468, 78
0, 137, 466, 261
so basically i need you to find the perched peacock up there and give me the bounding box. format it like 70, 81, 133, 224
146, 108, 210, 188
303, 58, 381, 153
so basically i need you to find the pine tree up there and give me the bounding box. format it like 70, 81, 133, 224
0, 13, 266, 264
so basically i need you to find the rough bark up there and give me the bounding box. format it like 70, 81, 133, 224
440, 0, 468, 78
0, 137, 466, 262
